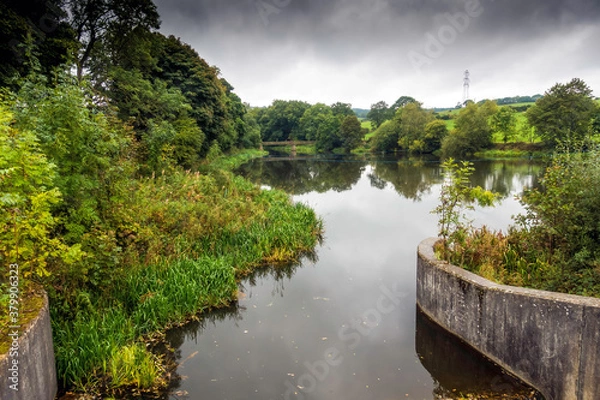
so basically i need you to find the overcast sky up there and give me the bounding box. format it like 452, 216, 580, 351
153, 0, 600, 109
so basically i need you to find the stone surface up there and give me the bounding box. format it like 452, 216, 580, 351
0, 293, 57, 400
417, 237, 600, 400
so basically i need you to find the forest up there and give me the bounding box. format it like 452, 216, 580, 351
0, 0, 321, 395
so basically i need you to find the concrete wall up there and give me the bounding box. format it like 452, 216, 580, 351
417, 237, 600, 400
0, 293, 57, 400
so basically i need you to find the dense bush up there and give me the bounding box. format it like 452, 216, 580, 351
440, 150, 600, 298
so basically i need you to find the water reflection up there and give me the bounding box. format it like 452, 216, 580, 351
416, 307, 543, 399
159, 155, 545, 400
238, 155, 543, 201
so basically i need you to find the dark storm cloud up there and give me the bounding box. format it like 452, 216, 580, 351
153, 0, 600, 107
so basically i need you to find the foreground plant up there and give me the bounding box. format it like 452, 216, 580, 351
432, 158, 497, 259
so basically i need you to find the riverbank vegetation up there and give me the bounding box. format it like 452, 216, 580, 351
0, 1, 322, 396
435, 150, 600, 298
431, 80, 600, 297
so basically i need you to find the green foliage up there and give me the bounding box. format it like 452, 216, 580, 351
421, 120, 448, 153
369, 120, 400, 153
397, 102, 435, 153
67, 0, 160, 80
432, 159, 497, 258
442, 150, 600, 298
12, 73, 133, 244
515, 150, 600, 271
314, 112, 342, 152
0, 105, 83, 279
52, 169, 322, 389
106, 343, 162, 389
299, 103, 333, 141
0, 1, 76, 89
527, 78, 597, 146
257, 99, 311, 142
367, 100, 390, 129
442, 101, 497, 158
491, 106, 517, 143
330, 102, 354, 117
338, 115, 363, 152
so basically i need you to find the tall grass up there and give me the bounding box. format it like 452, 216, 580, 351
51, 166, 323, 394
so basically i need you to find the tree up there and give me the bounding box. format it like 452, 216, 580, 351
367, 101, 390, 129
299, 103, 333, 141
0, 105, 83, 278
527, 78, 597, 146
66, 0, 160, 80
442, 101, 497, 158
0, 0, 76, 88
396, 102, 435, 153
258, 100, 310, 142
330, 102, 354, 117
390, 96, 417, 112
491, 106, 517, 143
421, 120, 448, 153
433, 159, 497, 258
314, 113, 341, 152
370, 121, 400, 153
339, 115, 363, 152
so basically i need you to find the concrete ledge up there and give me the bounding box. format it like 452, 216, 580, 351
417, 237, 600, 400
0, 292, 57, 400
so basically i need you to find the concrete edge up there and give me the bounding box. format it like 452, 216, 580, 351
417, 237, 600, 400
417, 237, 600, 308
0, 291, 57, 400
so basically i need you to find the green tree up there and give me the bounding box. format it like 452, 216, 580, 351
390, 96, 417, 113
299, 103, 333, 141
339, 115, 363, 152
66, 0, 160, 80
367, 100, 390, 129
0, 105, 83, 278
314, 113, 342, 153
370, 121, 400, 153
0, 0, 77, 88
433, 159, 497, 258
258, 100, 310, 142
442, 101, 497, 157
396, 102, 435, 153
491, 106, 517, 143
421, 120, 448, 153
527, 78, 597, 146
330, 102, 354, 117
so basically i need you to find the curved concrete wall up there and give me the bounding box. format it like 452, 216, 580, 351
417, 237, 600, 400
0, 293, 57, 400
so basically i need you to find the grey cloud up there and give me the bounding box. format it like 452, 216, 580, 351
153, 0, 600, 107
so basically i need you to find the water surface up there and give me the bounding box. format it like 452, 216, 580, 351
164, 155, 544, 399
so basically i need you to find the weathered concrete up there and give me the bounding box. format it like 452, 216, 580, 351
417, 237, 600, 400
0, 293, 57, 400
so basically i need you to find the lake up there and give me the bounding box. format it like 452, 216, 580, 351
162, 154, 545, 400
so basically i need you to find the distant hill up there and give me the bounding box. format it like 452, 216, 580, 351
353, 108, 369, 119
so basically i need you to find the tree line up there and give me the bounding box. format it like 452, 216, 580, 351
250, 100, 367, 152
368, 78, 600, 157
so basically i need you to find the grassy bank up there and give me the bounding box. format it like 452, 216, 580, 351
474, 142, 549, 159
49, 153, 323, 395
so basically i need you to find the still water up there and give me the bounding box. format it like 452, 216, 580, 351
164, 155, 544, 400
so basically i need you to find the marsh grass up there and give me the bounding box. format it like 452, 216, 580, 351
51, 165, 323, 394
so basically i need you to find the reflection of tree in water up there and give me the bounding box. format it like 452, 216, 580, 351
470, 160, 544, 199
371, 157, 442, 201
237, 157, 365, 195
238, 156, 545, 203
156, 255, 315, 398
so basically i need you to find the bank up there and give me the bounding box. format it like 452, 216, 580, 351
417, 237, 600, 400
